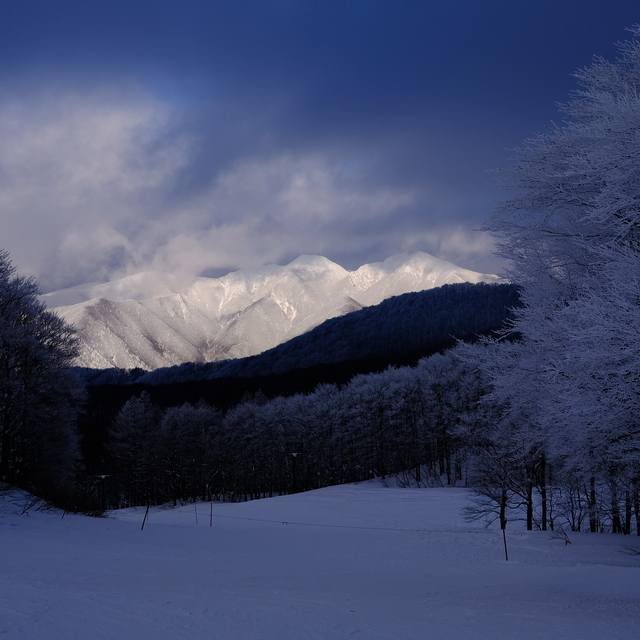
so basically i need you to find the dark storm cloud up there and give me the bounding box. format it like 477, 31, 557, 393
0, 1, 638, 289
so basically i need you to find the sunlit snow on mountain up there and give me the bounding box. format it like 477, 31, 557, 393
43, 252, 502, 370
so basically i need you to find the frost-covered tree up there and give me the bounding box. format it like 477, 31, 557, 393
457, 341, 550, 530
482, 27, 640, 533
489, 28, 640, 280
304, 384, 349, 486
0, 250, 82, 501
415, 349, 485, 486
108, 391, 162, 507
159, 400, 222, 504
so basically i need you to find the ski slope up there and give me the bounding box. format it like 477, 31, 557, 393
1, 483, 638, 639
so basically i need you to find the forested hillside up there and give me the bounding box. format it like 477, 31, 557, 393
78, 281, 519, 388
75, 281, 520, 507
214, 281, 520, 379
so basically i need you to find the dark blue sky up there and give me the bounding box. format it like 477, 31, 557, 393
1, 1, 638, 290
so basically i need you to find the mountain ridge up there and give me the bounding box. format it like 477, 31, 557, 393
44, 252, 503, 370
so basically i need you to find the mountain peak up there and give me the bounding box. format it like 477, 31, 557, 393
287, 254, 337, 268
47, 252, 501, 369
286, 255, 348, 279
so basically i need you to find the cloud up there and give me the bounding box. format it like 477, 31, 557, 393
0, 86, 504, 292
124, 153, 422, 274
3, 3, 640, 290
402, 227, 503, 276
126, 152, 504, 279
0, 88, 190, 289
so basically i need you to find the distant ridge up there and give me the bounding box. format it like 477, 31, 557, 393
124, 281, 520, 388
44, 252, 503, 370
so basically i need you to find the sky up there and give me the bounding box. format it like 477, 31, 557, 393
1, 1, 638, 292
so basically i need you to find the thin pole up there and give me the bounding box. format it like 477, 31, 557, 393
502, 527, 509, 561
194, 503, 198, 524
141, 504, 150, 530
209, 501, 213, 527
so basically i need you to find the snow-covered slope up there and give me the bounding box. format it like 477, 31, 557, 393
43, 252, 502, 369
1, 483, 638, 640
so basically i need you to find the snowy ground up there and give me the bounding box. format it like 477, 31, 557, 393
1, 483, 638, 639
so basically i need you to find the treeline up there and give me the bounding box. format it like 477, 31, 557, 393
84, 342, 640, 536
87, 350, 482, 509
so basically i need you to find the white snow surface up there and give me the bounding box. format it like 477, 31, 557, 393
1, 482, 638, 639
42, 252, 502, 369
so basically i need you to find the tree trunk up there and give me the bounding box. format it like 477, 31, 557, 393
500, 486, 508, 530
610, 478, 621, 534
589, 476, 598, 533
539, 455, 547, 531
624, 490, 632, 535
0, 423, 11, 481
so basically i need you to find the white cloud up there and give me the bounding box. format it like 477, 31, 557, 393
137, 154, 420, 276
0, 87, 502, 291
402, 226, 503, 274
0, 88, 190, 288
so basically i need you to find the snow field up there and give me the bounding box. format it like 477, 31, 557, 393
1, 483, 638, 639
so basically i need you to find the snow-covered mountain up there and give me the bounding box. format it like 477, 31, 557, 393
43, 252, 502, 369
